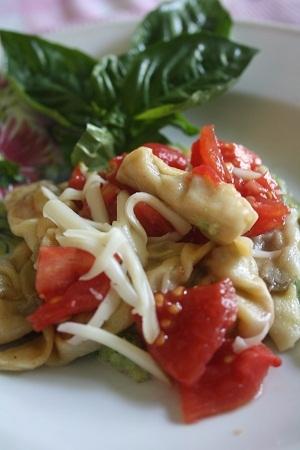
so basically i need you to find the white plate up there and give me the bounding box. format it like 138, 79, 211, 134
1, 20, 300, 450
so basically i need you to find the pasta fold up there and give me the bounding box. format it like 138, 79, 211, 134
117, 147, 258, 244
207, 237, 274, 344
270, 284, 300, 351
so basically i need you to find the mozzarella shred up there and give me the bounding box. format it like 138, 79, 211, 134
68, 289, 121, 345
56, 226, 159, 344
58, 322, 169, 384
125, 192, 191, 239
83, 173, 109, 223
59, 188, 83, 202
44, 199, 93, 230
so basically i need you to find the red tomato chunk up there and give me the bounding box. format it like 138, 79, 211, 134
180, 340, 281, 423
144, 143, 188, 170
29, 247, 110, 331
149, 279, 238, 386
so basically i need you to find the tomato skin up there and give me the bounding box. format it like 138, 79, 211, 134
149, 279, 237, 386
134, 202, 174, 237
191, 125, 232, 183
144, 143, 188, 170
179, 340, 281, 423
68, 165, 86, 190
36, 247, 95, 301
101, 182, 121, 222
192, 165, 221, 186
219, 141, 262, 170
246, 197, 289, 237
102, 154, 127, 185
29, 272, 110, 331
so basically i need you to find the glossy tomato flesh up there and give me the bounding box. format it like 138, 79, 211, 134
149, 279, 238, 385
180, 340, 281, 423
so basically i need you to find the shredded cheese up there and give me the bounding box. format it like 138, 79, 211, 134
68, 289, 121, 345
58, 322, 169, 384
83, 173, 109, 223
56, 226, 159, 343
232, 167, 262, 180
125, 192, 191, 240
44, 199, 93, 230
59, 188, 83, 202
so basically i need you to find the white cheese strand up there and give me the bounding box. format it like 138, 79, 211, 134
57, 229, 139, 306
125, 192, 191, 240
114, 191, 148, 266
68, 289, 121, 345
41, 186, 58, 200
83, 173, 109, 223
57, 226, 159, 344
233, 313, 272, 353
44, 199, 93, 230
58, 322, 169, 384
232, 167, 262, 180
59, 187, 83, 202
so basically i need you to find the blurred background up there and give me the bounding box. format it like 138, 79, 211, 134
0, 0, 299, 33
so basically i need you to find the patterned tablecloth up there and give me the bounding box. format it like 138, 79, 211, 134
0, 0, 299, 33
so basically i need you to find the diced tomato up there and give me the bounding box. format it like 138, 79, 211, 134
134, 202, 174, 237
36, 247, 95, 301
149, 279, 237, 386
192, 165, 222, 186
191, 125, 232, 183
101, 154, 127, 185
68, 165, 86, 190
79, 199, 92, 219
238, 173, 282, 202
219, 141, 262, 170
28, 272, 110, 331
179, 340, 281, 423
246, 197, 289, 237
144, 143, 188, 170
101, 182, 174, 236
101, 182, 121, 222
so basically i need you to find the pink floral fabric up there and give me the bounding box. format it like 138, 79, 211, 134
0, 0, 299, 34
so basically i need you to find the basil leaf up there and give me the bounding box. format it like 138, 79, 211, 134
130, 0, 232, 51
0, 30, 97, 128
122, 33, 257, 116
71, 123, 115, 170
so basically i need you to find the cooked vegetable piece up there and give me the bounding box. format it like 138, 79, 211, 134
98, 327, 151, 383
179, 339, 281, 423
148, 279, 237, 385
117, 146, 258, 243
